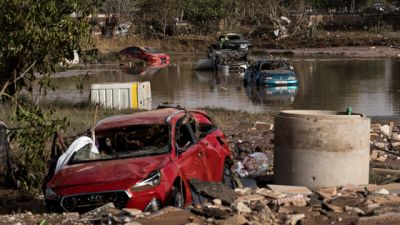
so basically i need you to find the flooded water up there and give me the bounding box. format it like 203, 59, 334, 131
49, 54, 400, 116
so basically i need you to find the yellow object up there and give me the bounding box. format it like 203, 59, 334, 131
131, 82, 138, 109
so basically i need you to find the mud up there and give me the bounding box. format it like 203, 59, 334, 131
265, 46, 400, 58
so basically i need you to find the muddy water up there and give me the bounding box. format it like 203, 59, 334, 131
49, 54, 400, 116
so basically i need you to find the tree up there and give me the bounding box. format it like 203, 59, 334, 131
136, 0, 179, 37
102, 0, 139, 19
0, 0, 101, 191
184, 0, 228, 35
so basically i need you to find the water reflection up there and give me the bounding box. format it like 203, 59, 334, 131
245, 86, 297, 105
121, 61, 170, 76
48, 55, 400, 116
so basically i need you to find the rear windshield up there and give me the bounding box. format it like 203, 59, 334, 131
144, 47, 162, 53
70, 124, 170, 164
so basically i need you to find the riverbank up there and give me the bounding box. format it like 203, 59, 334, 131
93, 31, 400, 59
265, 46, 400, 58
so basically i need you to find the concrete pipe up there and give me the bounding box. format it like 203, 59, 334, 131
273, 110, 370, 189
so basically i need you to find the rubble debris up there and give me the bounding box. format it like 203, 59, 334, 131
82, 202, 116, 218
315, 187, 338, 200
267, 184, 312, 196
356, 212, 400, 225
234, 187, 252, 196
275, 194, 309, 207
219, 214, 248, 225
189, 178, 237, 205
285, 213, 305, 225
235, 194, 265, 204
373, 188, 390, 195
191, 206, 230, 219
233, 201, 252, 214
381, 125, 391, 137
252, 121, 274, 131
256, 188, 287, 199
322, 202, 344, 213
240, 152, 269, 177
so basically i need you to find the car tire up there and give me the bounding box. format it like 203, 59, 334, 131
171, 186, 184, 208
222, 162, 237, 189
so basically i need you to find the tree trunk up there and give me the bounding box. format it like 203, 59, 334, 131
0, 122, 12, 178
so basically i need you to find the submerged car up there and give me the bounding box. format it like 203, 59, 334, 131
217, 33, 251, 51
44, 108, 231, 213
244, 60, 298, 86
120, 46, 170, 64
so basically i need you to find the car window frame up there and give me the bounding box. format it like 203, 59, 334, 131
174, 116, 197, 155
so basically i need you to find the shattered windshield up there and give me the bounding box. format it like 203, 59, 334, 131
70, 124, 170, 164
227, 35, 243, 40
144, 47, 162, 53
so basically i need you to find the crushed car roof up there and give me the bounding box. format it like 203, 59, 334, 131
94, 108, 182, 132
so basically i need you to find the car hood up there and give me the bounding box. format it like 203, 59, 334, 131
48, 154, 170, 190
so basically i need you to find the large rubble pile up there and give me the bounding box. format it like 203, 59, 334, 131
3, 182, 400, 225
370, 122, 400, 164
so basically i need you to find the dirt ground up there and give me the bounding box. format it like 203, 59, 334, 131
265, 46, 400, 58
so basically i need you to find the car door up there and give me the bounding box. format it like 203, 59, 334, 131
193, 113, 228, 182
173, 117, 207, 181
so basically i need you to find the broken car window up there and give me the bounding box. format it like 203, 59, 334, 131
69, 124, 170, 164
199, 123, 216, 139
176, 123, 194, 150
144, 47, 162, 53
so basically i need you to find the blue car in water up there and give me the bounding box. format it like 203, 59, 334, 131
244, 60, 298, 86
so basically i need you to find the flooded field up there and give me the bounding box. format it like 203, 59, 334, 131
49, 54, 400, 116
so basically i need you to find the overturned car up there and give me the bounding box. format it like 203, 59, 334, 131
44, 108, 231, 213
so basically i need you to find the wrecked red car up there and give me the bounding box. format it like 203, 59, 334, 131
44, 108, 231, 212
120, 46, 170, 64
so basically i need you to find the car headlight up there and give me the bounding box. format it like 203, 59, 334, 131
131, 170, 161, 192
288, 76, 296, 80
45, 187, 60, 201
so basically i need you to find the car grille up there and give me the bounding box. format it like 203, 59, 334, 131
61, 191, 130, 212
160, 57, 167, 60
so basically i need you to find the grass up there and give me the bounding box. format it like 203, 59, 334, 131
369, 170, 399, 185
93, 35, 213, 55
0, 102, 275, 141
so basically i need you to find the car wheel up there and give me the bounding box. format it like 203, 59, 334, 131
171, 186, 184, 208
222, 162, 237, 189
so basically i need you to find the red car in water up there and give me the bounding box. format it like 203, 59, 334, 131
44, 108, 231, 212
120, 46, 170, 64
